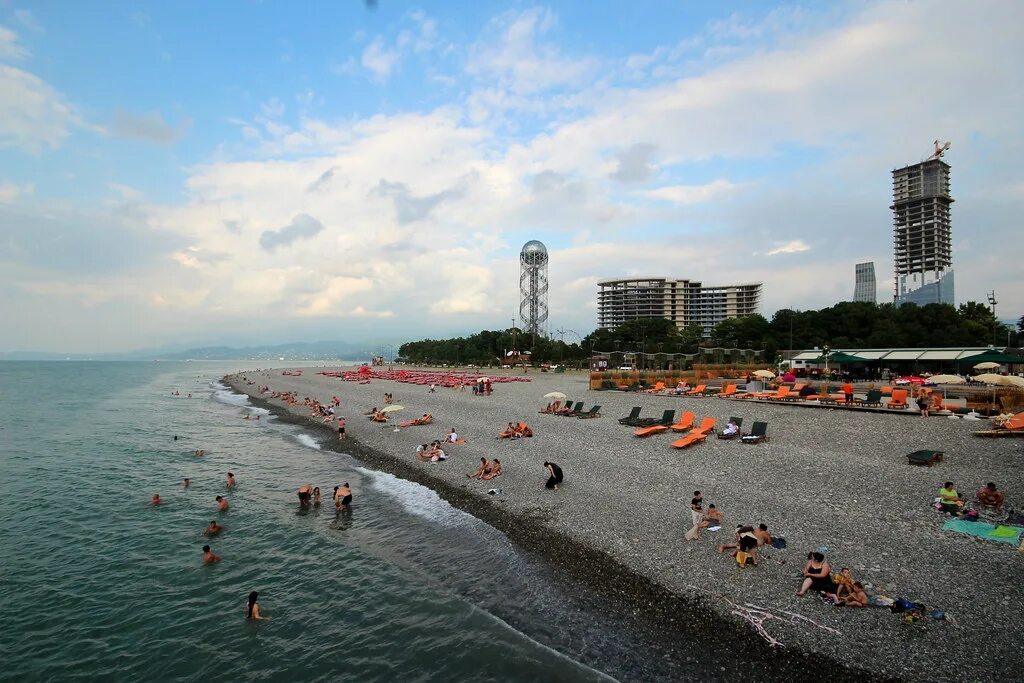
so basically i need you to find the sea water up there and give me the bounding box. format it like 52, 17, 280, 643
0, 361, 712, 681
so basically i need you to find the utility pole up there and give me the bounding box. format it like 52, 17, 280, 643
511, 316, 517, 365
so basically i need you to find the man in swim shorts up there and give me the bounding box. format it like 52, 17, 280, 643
337, 416, 346, 440
297, 484, 312, 505
334, 483, 352, 510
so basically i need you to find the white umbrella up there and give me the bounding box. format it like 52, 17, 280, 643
974, 362, 1001, 370
929, 374, 965, 384
380, 405, 405, 413
544, 391, 567, 399
974, 374, 1016, 386
752, 370, 776, 379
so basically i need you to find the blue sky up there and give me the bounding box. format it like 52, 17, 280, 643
1, 1, 1022, 352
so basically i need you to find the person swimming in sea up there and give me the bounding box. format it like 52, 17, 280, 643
246, 591, 269, 620
182, 478, 191, 488
202, 545, 221, 563
151, 493, 162, 506
313, 487, 322, 506
204, 520, 223, 535
334, 483, 352, 511
226, 472, 236, 488
216, 495, 229, 511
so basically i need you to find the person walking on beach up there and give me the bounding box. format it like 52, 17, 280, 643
543, 461, 563, 490
216, 495, 229, 511
226, 472, 236, 488
246, 591, 269, 620
334, 483, 353, 511
337, 416, 346, 440
202, 545, 221, 564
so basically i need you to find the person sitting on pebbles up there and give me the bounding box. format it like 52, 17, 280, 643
976, 482, 1005, 511
468, 458, 490, 479
482, 459, 502, 481
837, 582, 867, 608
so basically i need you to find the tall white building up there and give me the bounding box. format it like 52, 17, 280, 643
597, 278, 761, 333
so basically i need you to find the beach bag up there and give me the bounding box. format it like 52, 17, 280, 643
735, 551, 750, 567
771, 537, 787, 549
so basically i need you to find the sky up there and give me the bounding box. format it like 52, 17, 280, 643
1, 0, 1022, 353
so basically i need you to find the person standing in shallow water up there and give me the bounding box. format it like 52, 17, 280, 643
334, 483, 352, 511
246, 591, 269, 620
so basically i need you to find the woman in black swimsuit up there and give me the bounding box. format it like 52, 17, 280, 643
543, 461, 563, 490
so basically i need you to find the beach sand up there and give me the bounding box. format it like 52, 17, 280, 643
226, 367, 1023, 682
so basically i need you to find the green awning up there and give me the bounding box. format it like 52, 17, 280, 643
957, 351, 1024, 365
819, 352, 867, 364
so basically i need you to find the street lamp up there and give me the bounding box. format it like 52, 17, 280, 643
987, 291, 998, 348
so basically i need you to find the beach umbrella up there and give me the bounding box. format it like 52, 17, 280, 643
928, 374, 965, 384
974, 362, 1001, 370
544, 391, 567, 399
380, 405, 405, 413
974, 374, 1016, 386
752, 370, 776, 379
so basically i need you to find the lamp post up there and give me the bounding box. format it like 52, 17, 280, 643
987, 291, 998, 348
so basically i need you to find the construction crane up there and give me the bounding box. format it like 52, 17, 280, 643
927, 139, 951, 160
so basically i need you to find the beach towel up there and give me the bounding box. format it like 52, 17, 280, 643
942, 518, 1024, 545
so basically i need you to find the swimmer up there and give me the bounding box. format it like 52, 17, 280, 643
204, 520, 224, 535
182, 478, 191, 488
216, 495, 229, 511
335, 483, 352, 511
243, 414, 251, 420
151, 493, 162, 506
195, 449, 205, 457
226, 472, 236, 488
297, 484, 313, 506
202, 545, 221, 563
246, 591, 269, 620
313, 487, 322, 506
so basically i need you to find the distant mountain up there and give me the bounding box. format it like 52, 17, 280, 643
0, 340, 367, 362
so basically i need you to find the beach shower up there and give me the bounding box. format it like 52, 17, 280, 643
519, 240, 549, 339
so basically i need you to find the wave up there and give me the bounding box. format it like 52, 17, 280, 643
294, 433, 321, 450
210, 381, 251, 407
360, 468, 476, 528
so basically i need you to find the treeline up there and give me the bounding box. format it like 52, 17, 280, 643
397, 302, 1020, 366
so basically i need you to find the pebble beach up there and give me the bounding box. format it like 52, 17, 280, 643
226, 367, 1024, 682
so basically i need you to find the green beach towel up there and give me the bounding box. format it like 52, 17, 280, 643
943, 519, 1024, 545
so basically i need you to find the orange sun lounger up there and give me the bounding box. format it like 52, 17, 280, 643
996, 412, 1024, 430
717, 384, 737, 397
671, 417, 716, 448
670, 411, 695, 432
634, 423, 669, 437
888, 389, 909, 409
686, 384, 707, 396
759, 385, 791, 401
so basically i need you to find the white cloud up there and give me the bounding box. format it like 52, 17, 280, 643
0, 64, 79, 152
0, 181, 33, 203
765, 240, 812, 256
0, 25, 28, 59
361, 36, 400, 79
642, 180, 740, 205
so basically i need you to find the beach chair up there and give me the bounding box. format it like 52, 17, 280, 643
759, 386, 791, 401
669, 411, 695, 432
671, 420, 715, 449
741, 421, 769, 443
685, 384, 707, 396
888, 389, 909, 409
633, 410, 676, 437
618, 407, 642, 425
577, 405, 601, 419
539, 401, 561, 414
645, 381, 666, 394
859, 390, 883, 407
635, 409, 676, 429
717, 384, 737, 398
906, 449, 943, 466
562, 401, 584, 416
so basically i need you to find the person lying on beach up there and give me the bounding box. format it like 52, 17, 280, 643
797, 552, 833, 596
313, 487, 322, 506
500, 422, 516, 438
544, 461, 563, 490
335, 483, 352, 511
297, 485, 312, 506
202, 545, 221, 564
226, 472, 236, 488
204, 520, 223, 535
722, 421, 739, 437
468, 458, 490, 479
673, 381, 691, 395
754, 523, 772, 546
976, 482, 1004, 510
371, 410, 388, 423
838, 582, 867, 608
216, 495, 230, 511
151, 494, 162, 506
482, 460, 502, 480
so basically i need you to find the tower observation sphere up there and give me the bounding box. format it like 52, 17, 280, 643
519, 240, 549, 338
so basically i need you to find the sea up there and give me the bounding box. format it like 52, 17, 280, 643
0, 361, 723, 682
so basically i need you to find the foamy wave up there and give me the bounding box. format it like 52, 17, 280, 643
361, 468, 474, 528
210, 381, 251, 407
294, 433, 321, 450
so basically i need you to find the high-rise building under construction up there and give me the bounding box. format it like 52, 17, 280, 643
892, 144, 954, 305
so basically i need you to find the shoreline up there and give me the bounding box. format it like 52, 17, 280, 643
225, 373, 889, 682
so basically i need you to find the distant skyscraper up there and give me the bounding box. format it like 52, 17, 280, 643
853, 262, 876, 303
892, 144, 954, 305
519, 240, 549, 338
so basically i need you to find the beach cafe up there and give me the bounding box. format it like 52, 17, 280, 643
784, 346, 1024, 376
